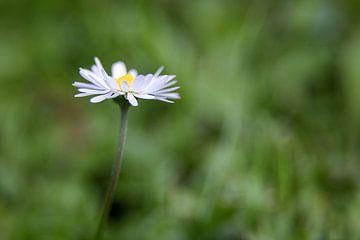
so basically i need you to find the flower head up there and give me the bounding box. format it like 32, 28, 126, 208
73, 57, 180, 106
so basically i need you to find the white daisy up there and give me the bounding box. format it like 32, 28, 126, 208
73, 57, 180, 106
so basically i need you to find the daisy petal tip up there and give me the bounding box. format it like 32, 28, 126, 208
154, 66, 164, 76
94, 57, 103, 68
112, 61, 127, 78
127, 93, 138, 106
90, 97, 103, 103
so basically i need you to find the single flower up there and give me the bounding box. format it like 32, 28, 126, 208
73, 57, 180, 106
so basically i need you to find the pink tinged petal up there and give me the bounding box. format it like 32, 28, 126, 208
111, 61, 127, 79
121, 81, 129, 92
127, 93, 138, 106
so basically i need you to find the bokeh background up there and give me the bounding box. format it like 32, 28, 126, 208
1, 0, 360, 239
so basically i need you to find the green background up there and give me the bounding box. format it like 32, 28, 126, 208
1, 0, 360, 239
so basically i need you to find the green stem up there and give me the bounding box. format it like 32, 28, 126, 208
94, 103, 129, 240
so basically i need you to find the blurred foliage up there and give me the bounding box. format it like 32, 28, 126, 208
1, 0, 360, 239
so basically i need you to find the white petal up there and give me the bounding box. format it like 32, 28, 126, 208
153, 86, 180, 94
162, 80, 178, 89
112, 61, 127, 79
79, 68, 109, 89
94, 57, 104, 72
91, 65, 101, 77
130, 75, 145, 92
129, 69, 138, 77
133, 93, 155, 99
137, 74, 154, 92
105, 75, 119, 90
72, 82, 103, 90
127, 93, 138, 106
121, 81, 129, 92
79, 68, 101, 86
78, 88, 108, 94
155, 92, 181, 99
145, 75, 168, 92
166, 75, 176, 82
94, 57, 112, 88
108, 91, 120, 98
141, 74, 154, 90
155, 98, 174, 103
154, 66, 164, 77
90, 93, 112, 103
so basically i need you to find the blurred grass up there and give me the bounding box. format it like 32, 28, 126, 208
1, 0, 360, 239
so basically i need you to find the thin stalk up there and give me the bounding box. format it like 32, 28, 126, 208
94, 103, 129, 240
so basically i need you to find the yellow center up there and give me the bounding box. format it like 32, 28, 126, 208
116, 73, 134, 90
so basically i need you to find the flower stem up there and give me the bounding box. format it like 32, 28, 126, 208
94, 103, 129, 240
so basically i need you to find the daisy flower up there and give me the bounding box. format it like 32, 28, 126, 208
73, 57, 180, 106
